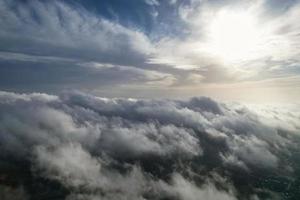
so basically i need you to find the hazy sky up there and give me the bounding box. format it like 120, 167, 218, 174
1, 0, 300, 103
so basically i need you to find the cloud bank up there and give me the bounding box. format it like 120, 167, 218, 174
0, 91, 299, 199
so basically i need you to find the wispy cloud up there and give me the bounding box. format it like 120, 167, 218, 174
0, 0, 299, 102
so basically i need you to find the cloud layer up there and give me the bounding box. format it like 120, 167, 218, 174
0, 91, 299, 199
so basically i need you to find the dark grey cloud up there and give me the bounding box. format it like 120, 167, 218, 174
0, 91, 299, 199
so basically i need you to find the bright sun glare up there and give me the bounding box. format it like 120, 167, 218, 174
206, 10, 265, 63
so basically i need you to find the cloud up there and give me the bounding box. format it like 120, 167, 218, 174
80, 62, 175, 86
170, 173, 237, 200
145, 0, 160, 6
0, 0, 153, 65
226, 135, 279, 169
0, 0, 299, 102
34, 143, 102, 189
0, 0, 186, 94
33, 143, 150, 199
150, 0, 300, 84
0, 1, 299, 198
0, 91, 299, 199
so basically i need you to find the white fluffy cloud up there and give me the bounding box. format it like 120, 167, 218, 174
171, 173, 237, 200
0, 91, 299, 199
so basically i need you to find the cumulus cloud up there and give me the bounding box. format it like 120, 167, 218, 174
34, 143, 102, 189
0, 91, 299, 199
170, 173, 237, 200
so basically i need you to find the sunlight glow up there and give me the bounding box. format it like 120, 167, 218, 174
205, 10, 265, 63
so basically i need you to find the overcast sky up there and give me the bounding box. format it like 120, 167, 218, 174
1, 0, 300, 103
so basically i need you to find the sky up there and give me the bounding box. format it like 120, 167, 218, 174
0, 0, 300, 103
